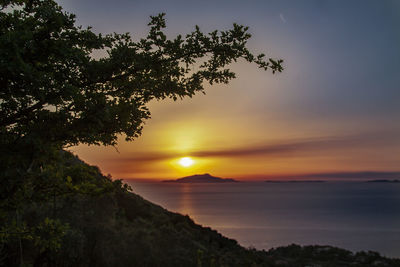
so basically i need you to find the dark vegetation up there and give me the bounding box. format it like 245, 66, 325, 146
1, 1, 398, 266
3, 152, 400, 266
0, 1, 281, 264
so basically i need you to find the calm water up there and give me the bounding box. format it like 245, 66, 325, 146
126, 181, 400, 258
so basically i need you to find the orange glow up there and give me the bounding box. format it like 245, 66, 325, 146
70, 87, 400, 181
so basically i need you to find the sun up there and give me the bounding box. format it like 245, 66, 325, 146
179, 157, 194, 167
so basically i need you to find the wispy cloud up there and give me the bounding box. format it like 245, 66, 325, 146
279, 13, 287, 23
191, 136, 356, 158
112, 132, 392, 163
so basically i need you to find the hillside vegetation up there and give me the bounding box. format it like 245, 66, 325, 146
2, 151, 399, 267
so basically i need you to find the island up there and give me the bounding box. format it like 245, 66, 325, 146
265, 180, 326, 183
366, 179, 400, 183
163, 173, 238, 183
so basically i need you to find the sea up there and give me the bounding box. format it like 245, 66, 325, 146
125, 181, 400, 258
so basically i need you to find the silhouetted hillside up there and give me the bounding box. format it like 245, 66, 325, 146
4, 152, 399, 266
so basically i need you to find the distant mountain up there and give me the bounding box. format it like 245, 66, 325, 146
366, 179, 400, 183
265, 180, 326, 183
163, 173, 238, 183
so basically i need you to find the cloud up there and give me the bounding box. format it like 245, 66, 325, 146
111, 132, 392, 163
279, 13, 287, 23
191, 136, 355, 158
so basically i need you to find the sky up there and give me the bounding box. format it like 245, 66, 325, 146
61, 0, 400, 180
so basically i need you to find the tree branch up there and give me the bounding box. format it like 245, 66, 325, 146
0, 101, 45, 128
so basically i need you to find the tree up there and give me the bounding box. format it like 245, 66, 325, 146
1, 0, 282, 149
0, 0, 282, 262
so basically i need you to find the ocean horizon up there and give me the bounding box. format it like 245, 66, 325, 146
126, 180, 400, 258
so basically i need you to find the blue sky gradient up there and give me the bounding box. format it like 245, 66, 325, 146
63, 0, 400, 179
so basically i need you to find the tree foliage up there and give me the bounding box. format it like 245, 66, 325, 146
0, 0, 283, 263
1, 0, 282, 148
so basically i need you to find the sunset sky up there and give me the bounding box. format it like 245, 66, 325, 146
62, 0, 400, 180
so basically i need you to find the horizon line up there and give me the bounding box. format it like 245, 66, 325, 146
121, 170, 400, 182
